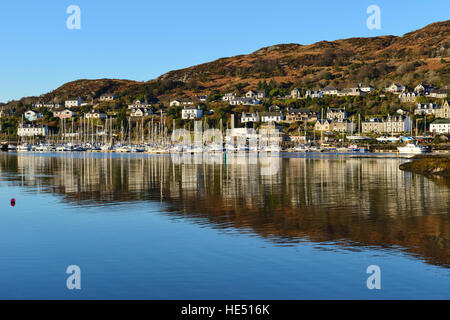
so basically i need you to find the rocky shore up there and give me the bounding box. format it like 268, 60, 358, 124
399, 155, 450, 178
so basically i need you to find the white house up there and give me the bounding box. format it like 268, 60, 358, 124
384, 115, 412, 133
326, 107, 347, 121
18, 124, 48, 137
257, 91, 267, 99
245, 90, 258, 99
414, 83, 434, 95
222, 93, 236, 101
429, 89, 448, 99
399, 92, 420, 103
305, 90, 323, 98
181, 106, 203, 119
130, 108, 153, 117
99, 94, 117, 101
32, 102, 62, 109
261, 112, 283, 122
241, 112, 260, 123
128, 100, 151, 109
65, 98, 83, 108
414, 103, 440, 116
24, 110, 42, 121
290, 88, 302, 99
358, 84, 375, 92
430, 119, 450, 134
169, 100, 181, 107
229, 97, 260, 106
385, 83, 405, 94
85, 110, 107, 119
53, 109, 77, 119
322, 86, 339, 95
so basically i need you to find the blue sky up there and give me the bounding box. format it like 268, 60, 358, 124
0, 0, 448, 102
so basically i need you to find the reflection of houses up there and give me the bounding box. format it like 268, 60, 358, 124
5, 154, 448, 269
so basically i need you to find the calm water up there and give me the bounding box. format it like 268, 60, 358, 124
0, 152, 448, 299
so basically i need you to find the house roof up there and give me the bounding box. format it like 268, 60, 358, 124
261, 112, 282, 117
431, 119, 450, 124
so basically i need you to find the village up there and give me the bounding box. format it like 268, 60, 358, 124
0, 81, 449, 154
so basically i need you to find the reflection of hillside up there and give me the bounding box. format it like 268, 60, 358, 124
0, 153, 449, 268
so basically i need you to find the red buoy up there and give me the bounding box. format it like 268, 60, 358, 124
10, 198, 15, 207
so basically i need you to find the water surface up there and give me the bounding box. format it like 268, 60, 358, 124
0, 152, 448, 299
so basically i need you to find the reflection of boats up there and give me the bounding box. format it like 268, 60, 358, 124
397, 143, 429, 154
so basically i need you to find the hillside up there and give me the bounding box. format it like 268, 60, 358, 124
4, 20, 449, 107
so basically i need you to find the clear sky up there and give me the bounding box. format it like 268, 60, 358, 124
0, 0, 448, 102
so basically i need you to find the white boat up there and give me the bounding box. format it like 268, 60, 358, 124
262, 145, 281, 152
17, 144, 31, 152
205, 143, 224, 153
294, 145, 310, 152
349, 144, 369, 153
115, 146, 131, 153
7, 144, 17, 151
397, 143, 429, 154
100, 144, 113, 151
130, 146, 145, 153
34, 144, 52, 152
